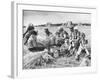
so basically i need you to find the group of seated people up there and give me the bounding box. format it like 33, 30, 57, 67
23, 21, 91, 66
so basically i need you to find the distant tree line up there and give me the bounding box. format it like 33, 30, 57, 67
23, 23, 91, 28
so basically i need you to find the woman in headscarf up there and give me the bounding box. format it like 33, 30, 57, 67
23, 23, 35, 45
44, 28, 52, 51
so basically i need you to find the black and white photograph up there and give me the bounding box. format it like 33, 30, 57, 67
23, 10, 91, 69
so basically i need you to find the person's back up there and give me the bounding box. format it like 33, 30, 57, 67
28, 30, 38, 48
23, 23, 34, 38
23, 23, 35, 45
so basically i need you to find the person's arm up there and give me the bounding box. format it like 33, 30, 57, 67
23, 26, 34, 38
68, 44, 71, 50
85, 48, 89, 55
23, 26, 30, 38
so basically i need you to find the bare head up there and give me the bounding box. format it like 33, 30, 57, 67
67, 21, 73, 28
29, 23, 34, 27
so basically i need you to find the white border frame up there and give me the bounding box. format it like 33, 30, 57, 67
11, 1, 97, 78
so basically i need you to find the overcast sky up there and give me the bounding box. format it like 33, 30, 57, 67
23, 10, 91, 27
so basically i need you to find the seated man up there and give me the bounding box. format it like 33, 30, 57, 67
60, 39, 70, 56
41, 49, 54, 64
49, 46, 59, 58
